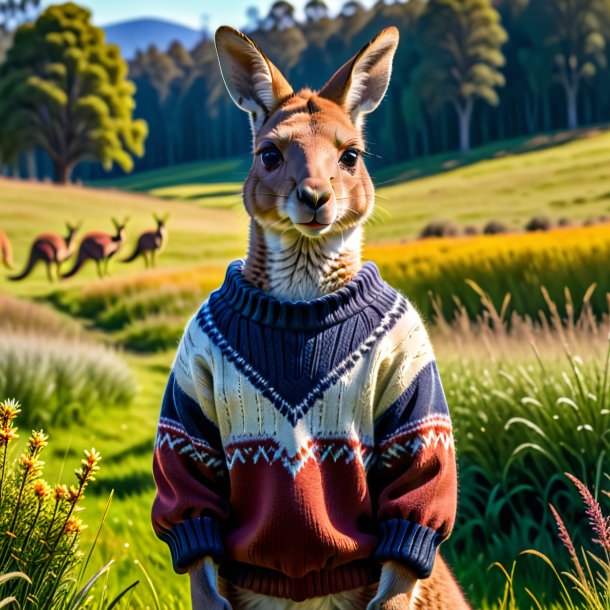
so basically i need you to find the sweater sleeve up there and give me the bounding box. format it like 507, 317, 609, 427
152, 318, 229, 574
371, 305, 457, 579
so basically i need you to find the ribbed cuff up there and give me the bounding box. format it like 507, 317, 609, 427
374, 519, 443, 578
159, 516, 224, 574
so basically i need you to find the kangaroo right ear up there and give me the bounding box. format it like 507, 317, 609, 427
215, 26, 294, 133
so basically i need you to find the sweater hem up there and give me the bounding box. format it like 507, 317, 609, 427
218, 559, 381, 602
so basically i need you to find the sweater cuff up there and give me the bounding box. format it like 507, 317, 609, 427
374, 519, 443, 578
158, 516, 224, 574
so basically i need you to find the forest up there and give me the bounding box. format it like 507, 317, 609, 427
3, 0, 610, 182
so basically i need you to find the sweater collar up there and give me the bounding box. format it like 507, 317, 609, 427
211, 259, 392, 330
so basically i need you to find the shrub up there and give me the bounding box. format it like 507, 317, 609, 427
483, 219, 509, 234
0, 332, 135, 427
119, 314, 185, 352
525, 215, 553, 232
0, 398, 106, 608
419, 219, 460, 239
0, 295, 83, 339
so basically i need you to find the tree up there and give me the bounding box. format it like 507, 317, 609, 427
0, 2, 147, 183
523, 0, 610, 129
414, 0, 507, 152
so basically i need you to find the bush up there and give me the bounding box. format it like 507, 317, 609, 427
0, 332, 135, 427
0, 398, 109, 608
525, 215, 553, 232
119, 314, 185, 352
419, 219, 460, 239
483, 219, 509, 234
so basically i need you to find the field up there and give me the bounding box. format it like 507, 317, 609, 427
1, 131, 610, 609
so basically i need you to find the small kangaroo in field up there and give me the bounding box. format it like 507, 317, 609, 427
10, 222, 80, 282
62, 218, 128, 279
152, 26, 471, 610
0, 230, 13, 269
122, 213, 169, 268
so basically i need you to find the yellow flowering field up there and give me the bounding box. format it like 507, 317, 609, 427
365, 223, 610, 321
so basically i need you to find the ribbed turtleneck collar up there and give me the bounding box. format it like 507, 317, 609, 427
209, 259, 393, 331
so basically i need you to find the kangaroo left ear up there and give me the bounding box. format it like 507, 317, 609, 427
319, 27, 399, 127
215, 26, 294, 134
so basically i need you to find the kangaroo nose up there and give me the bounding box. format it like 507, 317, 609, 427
297, 184, 332, 210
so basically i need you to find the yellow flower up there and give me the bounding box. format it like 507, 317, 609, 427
53, 484, 68, 501
29, 430, 48, 452
0, 426, 19, 447
19, 455, 43, 475
33, 480, 50, 500
65, 516, 87, 534
0, 399, 21, 426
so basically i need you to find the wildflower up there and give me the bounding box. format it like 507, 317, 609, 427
565, 472, 610, 551
74, 448, 101, 485
33, 480, 50, 500
67, 484, 82, 504
19, 454, 43, 476
0, 399, 21, 427
28, 430, 48, 452
0, 426, 19, 447
64, 516, 86, 534
53, 484, 69, 501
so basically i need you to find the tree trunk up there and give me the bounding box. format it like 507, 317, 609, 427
25, 150, 37, 180
456, 99, 474, 153
565, 82, 579, 130
53, 159, 74, 185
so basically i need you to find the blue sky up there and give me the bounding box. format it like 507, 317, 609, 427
40, 0, 372, 30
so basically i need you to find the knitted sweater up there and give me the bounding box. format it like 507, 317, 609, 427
152, 260, 457, 602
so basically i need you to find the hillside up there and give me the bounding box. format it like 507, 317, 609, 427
91, 128, 610, 241
103, 18, 202, 58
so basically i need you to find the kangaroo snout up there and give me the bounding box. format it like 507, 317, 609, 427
289, 180, 336, 234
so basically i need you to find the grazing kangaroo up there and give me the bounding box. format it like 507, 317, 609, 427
122, 213, 169, 268
63, 218, 128, 279
0, 230, 13, 269
10, 222, 80, 282
152, 26, 471, 610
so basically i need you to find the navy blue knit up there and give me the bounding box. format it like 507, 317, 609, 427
196, 260, 405, 425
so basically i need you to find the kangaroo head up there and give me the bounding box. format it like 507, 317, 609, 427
65, 221, 81, 244
215, 26, 398, 240
111, 217, 129, 241
153, 213, 170, 230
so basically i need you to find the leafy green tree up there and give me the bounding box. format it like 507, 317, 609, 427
0, 2, 147, 183
524, 0, 610, 129
414, 0, 507, 152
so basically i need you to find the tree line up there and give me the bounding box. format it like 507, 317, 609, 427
2, 0, 610, 182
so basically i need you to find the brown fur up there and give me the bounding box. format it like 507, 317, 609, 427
209, 26, 472, 609
10, 223, 79, 282
122, 213, 169, 268
62, 218, 128, 279
0, 229, 13, 270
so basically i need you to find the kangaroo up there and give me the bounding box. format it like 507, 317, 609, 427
63, 218, 128, 279
10, 222, 80, 282
152, 27, 471, 610
0, 230, 13, 269
122, 213, 169, 268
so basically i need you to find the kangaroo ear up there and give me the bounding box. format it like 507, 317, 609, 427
215, 26, 294, 133
123, 216, 130, 226
319, 27, 399, 127
111, 217, 119, 229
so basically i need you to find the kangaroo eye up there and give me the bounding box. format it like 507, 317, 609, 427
261, 147, 283, 170
339, 149, 359, 168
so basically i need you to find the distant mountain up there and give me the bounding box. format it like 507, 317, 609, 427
103, 18, 203, 59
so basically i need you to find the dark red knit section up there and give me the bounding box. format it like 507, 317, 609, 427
219, 559, 381, 602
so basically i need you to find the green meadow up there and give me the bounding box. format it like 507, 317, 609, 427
1, 130, 610, 608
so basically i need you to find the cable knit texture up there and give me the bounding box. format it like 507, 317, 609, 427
152, 260, 457, 601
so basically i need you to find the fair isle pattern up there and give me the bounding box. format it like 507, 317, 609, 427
196, 293, 408, 426
224, 435, 375, 477
156, 417, 226, 475
379, 415, 454, 469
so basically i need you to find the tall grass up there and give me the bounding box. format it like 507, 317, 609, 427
0, 295, 136, 427
438, 286, 610, 606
